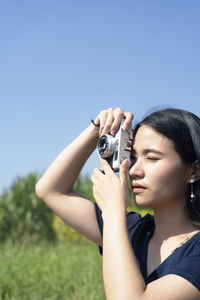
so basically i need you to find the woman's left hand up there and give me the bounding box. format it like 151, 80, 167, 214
91, 158, 130, 217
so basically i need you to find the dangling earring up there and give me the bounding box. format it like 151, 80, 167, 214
190, 179, 196, 203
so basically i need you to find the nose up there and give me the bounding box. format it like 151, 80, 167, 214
129, 158, 145, 179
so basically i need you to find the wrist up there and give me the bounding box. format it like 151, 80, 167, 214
88, 122, 100, 139
102, 207, 127, 223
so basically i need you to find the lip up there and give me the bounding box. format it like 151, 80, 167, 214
132, 182, 146, 194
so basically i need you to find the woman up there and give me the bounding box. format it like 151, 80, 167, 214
36, 107, 200, 299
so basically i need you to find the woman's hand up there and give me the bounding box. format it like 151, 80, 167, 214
91, 107, 133, 216
91, 158, 131, 217
94, 107, 133, 137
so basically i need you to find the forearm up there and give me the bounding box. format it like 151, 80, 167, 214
102, 212, 146, 300
36, 123, 99, 197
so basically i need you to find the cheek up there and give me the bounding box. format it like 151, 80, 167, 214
148, 163, 188, 197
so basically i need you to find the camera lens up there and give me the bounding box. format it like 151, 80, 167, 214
98, 136, 108, 156
97, 134, 116, 158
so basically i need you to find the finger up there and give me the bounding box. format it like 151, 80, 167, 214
91, 168, 104, 184
92, 185, 104, 208
120, 159, 130, 184
98, 111, 108, 136
111, 108, 125, 135
123, 112, 134, 131
130, 128, 134, 140
99, 157, 114, 175
93, 167, 105, 180
101, 108, 114, 136
91, 173, 97, 185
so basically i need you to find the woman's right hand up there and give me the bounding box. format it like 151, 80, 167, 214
93, 107, 134, 137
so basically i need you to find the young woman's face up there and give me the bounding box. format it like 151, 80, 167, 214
129, 125, 191, 208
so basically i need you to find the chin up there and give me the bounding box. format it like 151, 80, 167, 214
134, 195, 155, 208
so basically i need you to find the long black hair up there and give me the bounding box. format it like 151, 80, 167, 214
134, 108, 200, 227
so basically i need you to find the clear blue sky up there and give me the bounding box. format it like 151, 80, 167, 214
1, 0, 200, 194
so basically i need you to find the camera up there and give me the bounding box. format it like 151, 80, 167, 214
97, 120, 133, 172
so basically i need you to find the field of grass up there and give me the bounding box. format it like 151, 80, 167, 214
0, 239, 105, 300
0, 171, 153, 299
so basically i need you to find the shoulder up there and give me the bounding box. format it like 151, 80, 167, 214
177, 232, 200, 260
151, 232, 200, 291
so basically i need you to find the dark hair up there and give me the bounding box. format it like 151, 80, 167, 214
134, 108, 200, 227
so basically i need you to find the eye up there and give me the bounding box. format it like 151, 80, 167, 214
147, 156, 159, 161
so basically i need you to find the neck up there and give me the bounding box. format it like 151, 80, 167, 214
153, 200, 197, 241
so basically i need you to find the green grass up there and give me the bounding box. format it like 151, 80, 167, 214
0, 239, 105, 300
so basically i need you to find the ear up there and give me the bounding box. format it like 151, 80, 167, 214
188, 160, 200, 182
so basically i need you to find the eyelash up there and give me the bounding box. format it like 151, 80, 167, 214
131, 156, 159, 162
147, 156, 159, 161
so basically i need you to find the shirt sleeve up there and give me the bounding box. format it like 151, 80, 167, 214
170, 247, 200, 291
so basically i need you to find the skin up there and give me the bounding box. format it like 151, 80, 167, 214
36, 108, 200, 300
91, 122, 200, 299
35, 108, 133, 246
130, 125, 191, 209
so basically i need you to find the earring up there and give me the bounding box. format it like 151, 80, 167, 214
190, 179, 196, 203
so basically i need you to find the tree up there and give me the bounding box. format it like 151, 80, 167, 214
0, 173, 55, 242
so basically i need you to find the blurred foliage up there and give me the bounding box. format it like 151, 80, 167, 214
74, 173, 95, 201
0, 173, 55, 242
0, 171, 153, 243
52, 215, 85, 242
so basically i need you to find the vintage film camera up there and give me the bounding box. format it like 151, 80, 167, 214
97, 119, 133, 172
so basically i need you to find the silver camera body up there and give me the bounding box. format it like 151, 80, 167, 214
97, 120, 133, 172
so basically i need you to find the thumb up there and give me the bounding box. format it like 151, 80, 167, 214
120, 159, 129, 184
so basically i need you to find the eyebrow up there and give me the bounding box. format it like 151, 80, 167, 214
132, 148, 163, 156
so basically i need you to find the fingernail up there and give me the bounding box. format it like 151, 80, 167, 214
110, 130, 115, 136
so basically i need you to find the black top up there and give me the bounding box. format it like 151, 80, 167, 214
95, 203, 200, 290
